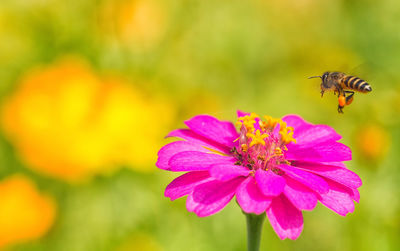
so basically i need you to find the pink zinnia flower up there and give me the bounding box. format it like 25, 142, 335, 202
156, 111, 361, 240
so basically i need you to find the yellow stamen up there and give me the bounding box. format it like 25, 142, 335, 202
274, 147, 283, 156
248, 130, 268, 147
241, 144, 248, 152
243, 121, 255, 133
279, 130, 297, 145
264, 147, 284, 164
279, 121, 288, 130
257, 155, 266, 161
283, 160, 291, 165
248, 112, 259, 120
278, 120, 297, 145
262, 115, 281, 130
238, 113, 259, 132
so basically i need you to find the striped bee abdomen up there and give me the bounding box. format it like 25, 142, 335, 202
342, 75, 372, 93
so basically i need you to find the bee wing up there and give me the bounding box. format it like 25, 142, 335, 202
349, 63, 373, 83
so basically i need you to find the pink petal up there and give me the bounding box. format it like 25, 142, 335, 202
167, 129, 230, 153
322, 161, 346, 168
210, 163, 250, 181
237, 110, 250, 117
350, 188, 360, 203
165, 171, 212, 200
293, 161, 362, 189
282, 115, 311, 131
283, 177, 318, 211
236, 177, 272, 214
184, 115, 239, 148
186, 177, 245, 217
285, 142, 352, 162
318, 180, 355, 216
289, 125, 341, 148
168, 151, 236, 171
255, 169, 286, 197
157, 141, 208, 170
279, 164, 329, 194
267, 195, 304, 240
282, 115, 340, 148
272, 123, 281, 137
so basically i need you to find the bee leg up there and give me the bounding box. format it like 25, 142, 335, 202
320, 90, 325, 97
335, 85, 343, 97
337, 105, 344, 113
344, 91, 354, 105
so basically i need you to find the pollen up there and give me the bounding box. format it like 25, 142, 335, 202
247, 130, 268, 147
338, 95, 346, 107
241, 144, 248, 152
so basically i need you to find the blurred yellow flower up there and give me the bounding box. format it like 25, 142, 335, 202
2, 58, 175, 181
0, 174, 56, 248
355, 124, 390, 162
99, 0, 167, 50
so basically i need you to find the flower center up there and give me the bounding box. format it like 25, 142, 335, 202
232, 113, 296, 173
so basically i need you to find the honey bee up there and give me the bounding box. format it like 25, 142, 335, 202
308, 72, 372, 113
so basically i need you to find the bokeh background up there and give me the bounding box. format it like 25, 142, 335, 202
0, 0, 399, 250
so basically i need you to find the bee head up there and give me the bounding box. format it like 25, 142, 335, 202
308, 72, 330, 82
321, 72, 330, 82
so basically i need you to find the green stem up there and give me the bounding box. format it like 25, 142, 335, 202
245, 213, 266, 251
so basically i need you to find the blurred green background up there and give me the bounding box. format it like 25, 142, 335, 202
0, 0, 399, 250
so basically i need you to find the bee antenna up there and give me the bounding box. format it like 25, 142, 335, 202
308, 76, 321, 79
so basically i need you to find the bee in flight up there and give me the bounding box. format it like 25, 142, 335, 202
308, 71, 372, 113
